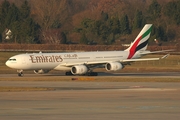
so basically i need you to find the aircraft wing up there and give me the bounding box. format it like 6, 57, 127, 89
60, 54, 169, 67
60, 60, 111, 67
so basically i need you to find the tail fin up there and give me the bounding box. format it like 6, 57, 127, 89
125, 24, 152, 59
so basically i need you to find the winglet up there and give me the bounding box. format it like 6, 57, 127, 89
161, 54, 169, 59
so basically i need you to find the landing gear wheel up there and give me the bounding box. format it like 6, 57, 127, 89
17, 70, 24, 77
87, 72, 98, 76
18, 72, 23, 77
65, 71, 73, 76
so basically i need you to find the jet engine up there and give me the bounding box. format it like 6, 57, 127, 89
105, 62, 123, 71
71, 65, 88, 75
34, 69, 50, 74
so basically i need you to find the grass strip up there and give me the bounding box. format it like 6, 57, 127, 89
0, 87, 55, 92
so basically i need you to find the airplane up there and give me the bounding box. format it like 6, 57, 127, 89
6, 24, 169, 76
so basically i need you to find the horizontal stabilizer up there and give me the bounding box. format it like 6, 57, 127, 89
139, 49, 174, 55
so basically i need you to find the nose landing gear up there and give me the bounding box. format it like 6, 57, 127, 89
17, 70, 23, 77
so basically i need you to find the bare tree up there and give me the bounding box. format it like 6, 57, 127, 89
40, 29, 66, 44
30, 0, 68, 30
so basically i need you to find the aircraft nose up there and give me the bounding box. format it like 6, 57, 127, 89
6, 60, 15, 69
5, 61, 10, 67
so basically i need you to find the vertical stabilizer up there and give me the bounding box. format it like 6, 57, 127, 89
125, 24, 152, 59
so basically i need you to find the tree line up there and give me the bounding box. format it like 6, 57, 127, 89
0, 0, 180, 45
0, 0, 40, 43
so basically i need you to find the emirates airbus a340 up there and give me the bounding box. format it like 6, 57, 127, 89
6, 24, 169, 76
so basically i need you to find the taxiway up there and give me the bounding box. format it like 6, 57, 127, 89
0, 72, 180, 120
0, 72, 180, 78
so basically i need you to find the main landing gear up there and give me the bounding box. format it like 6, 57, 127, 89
65, 71, 98, 76
17, 70, 23, 77
65, 71, 73, 76
86, 72, 98, 76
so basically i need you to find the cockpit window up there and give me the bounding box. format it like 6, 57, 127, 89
8, 58, 16, 61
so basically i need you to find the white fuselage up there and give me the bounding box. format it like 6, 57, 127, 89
6, 51, 134, 71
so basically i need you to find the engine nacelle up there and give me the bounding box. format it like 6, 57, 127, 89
71, 65, 88, 75
34, 69, 50, 74
105, 62, 123, 71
